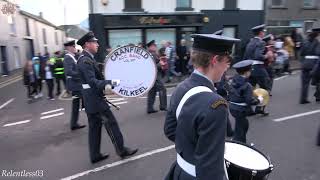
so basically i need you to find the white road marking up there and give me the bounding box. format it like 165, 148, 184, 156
3, 120, 31, 127
112, 101, 128, 105
139, 94, 172, 99
274, 75, 288, 81
0, 76, 22, 89
40, 112, 64, 120
61, 145, 175, 180
41, 108, 64, 115
0, 98, 15, 110
108, 98, 126, 102
273, 109, 320, 122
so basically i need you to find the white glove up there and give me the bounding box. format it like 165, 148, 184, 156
111, 79, 121, 87
257, 96, 264, 105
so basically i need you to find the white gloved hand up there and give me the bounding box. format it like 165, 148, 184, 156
105, 84, 112, 91
257, 96, 264, 104
111, 79, 121, 87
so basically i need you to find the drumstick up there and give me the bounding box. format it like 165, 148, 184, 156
105, 98, 120, 110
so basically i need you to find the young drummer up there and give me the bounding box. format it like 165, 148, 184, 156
229, 60, 261, 143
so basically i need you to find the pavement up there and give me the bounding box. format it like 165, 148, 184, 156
1, 66, 320, 180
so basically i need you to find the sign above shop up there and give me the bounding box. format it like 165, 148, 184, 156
102, 13, 203, 28
139, 17, 172, 25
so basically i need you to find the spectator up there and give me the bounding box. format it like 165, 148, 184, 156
165, 41, 181, 83
291, 29, 304, 60
44, 60, 55, 100
176, 39, 189, 75
283, 36, 294, 74
32, 56, 43, 98
23, 60, 38, 103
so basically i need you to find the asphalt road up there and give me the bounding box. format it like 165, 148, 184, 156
0, 71, 319, 180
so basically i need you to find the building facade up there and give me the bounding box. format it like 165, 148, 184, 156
0, 0, 66, 75
89, 0, 264, 62
265, 0, 320, 34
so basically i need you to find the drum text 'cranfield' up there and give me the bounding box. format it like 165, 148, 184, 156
110, 46, 149, 61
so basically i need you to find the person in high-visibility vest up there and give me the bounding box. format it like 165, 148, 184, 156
51, 51, 66, 96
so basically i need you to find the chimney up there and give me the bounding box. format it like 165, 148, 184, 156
39, 12, 43, 18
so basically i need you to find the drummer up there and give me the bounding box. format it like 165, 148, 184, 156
229, 60, 261, 143
164, 34, 240, 180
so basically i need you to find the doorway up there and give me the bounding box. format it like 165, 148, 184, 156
0, 46, 9, 76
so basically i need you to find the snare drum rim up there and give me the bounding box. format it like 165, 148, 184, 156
225, 140, 273, 176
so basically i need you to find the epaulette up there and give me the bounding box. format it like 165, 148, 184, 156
211, 99, 228, 109
83, 58, 94, 65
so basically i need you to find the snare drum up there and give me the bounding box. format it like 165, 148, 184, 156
224, 140, 274, 180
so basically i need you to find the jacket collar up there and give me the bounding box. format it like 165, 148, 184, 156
190, 72, 215, 91
83, 50, 95, 60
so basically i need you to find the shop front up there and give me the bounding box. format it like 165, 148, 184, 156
89, 13, 203, 62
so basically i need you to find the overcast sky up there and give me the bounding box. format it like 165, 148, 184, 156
18, 0, 88, 25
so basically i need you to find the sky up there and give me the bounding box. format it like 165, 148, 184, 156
17, 0, 89, 26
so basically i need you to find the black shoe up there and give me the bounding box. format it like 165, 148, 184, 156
300, 100, 311, 104
91, 153, 109, 164
255, 109, 269, 116
160, 108, 167, 111
71, 125, 86, 130
119, 147, 138, 159
147, 110, 158, 114
316, 99, 320, 102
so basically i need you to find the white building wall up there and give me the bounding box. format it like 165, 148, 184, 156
0, 0, 66, 73
238, 0, 264, 10
91, 0, 262, 14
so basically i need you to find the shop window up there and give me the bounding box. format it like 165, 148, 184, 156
176, 0, 193, 11
146, 29, 176, 48
303, 0, 316, 8
109, 29, 142, 49
123, 0, 144, 12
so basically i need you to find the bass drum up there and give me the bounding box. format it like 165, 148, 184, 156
104, 45, 157, 98
224, 140, 274, 180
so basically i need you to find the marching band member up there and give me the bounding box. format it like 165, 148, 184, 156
229, 60, 261, 143
76, 32, 138, 163
164, 34, 240, 180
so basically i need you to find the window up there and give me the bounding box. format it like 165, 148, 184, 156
303, 0, 315, 7
25, 18, 30, 36
224, 0, 237, 10
44, 47, 49, 55
13, 47, 21, 68
176, 0, 193, 11
55, 31, 59, 45
42, 28, 47, 44
271, 0, 285, 7
8, 15, 16, 34
177, 0, 191, 8
146, 28, 176, 47
109, 29, 142, 48
123, 0, 143, 12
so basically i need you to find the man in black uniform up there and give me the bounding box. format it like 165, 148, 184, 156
164, 34, 240, 180
243, 24, 269, 115
63, 40, 86, 130
299, 27, 320, 104
146, 40, 167, 114
76, 32, 138, 163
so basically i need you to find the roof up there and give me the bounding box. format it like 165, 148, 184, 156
19, 10, 64, 31
58, 25, 88, 40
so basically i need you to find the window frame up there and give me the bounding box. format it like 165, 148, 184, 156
54, 31, 59, 45
42, 28, 47, 45
175, 0, 193, 11
123, 0, 144, 12
270, 0, 286, 8
25, 18, 30, 36
302, 0, 316, 8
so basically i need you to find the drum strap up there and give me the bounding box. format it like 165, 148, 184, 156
175, 86, 229, 179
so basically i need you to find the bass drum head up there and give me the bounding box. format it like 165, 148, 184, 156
225, 141, 270, 171
224, 141, 273, 180
105, 45, 157, 97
